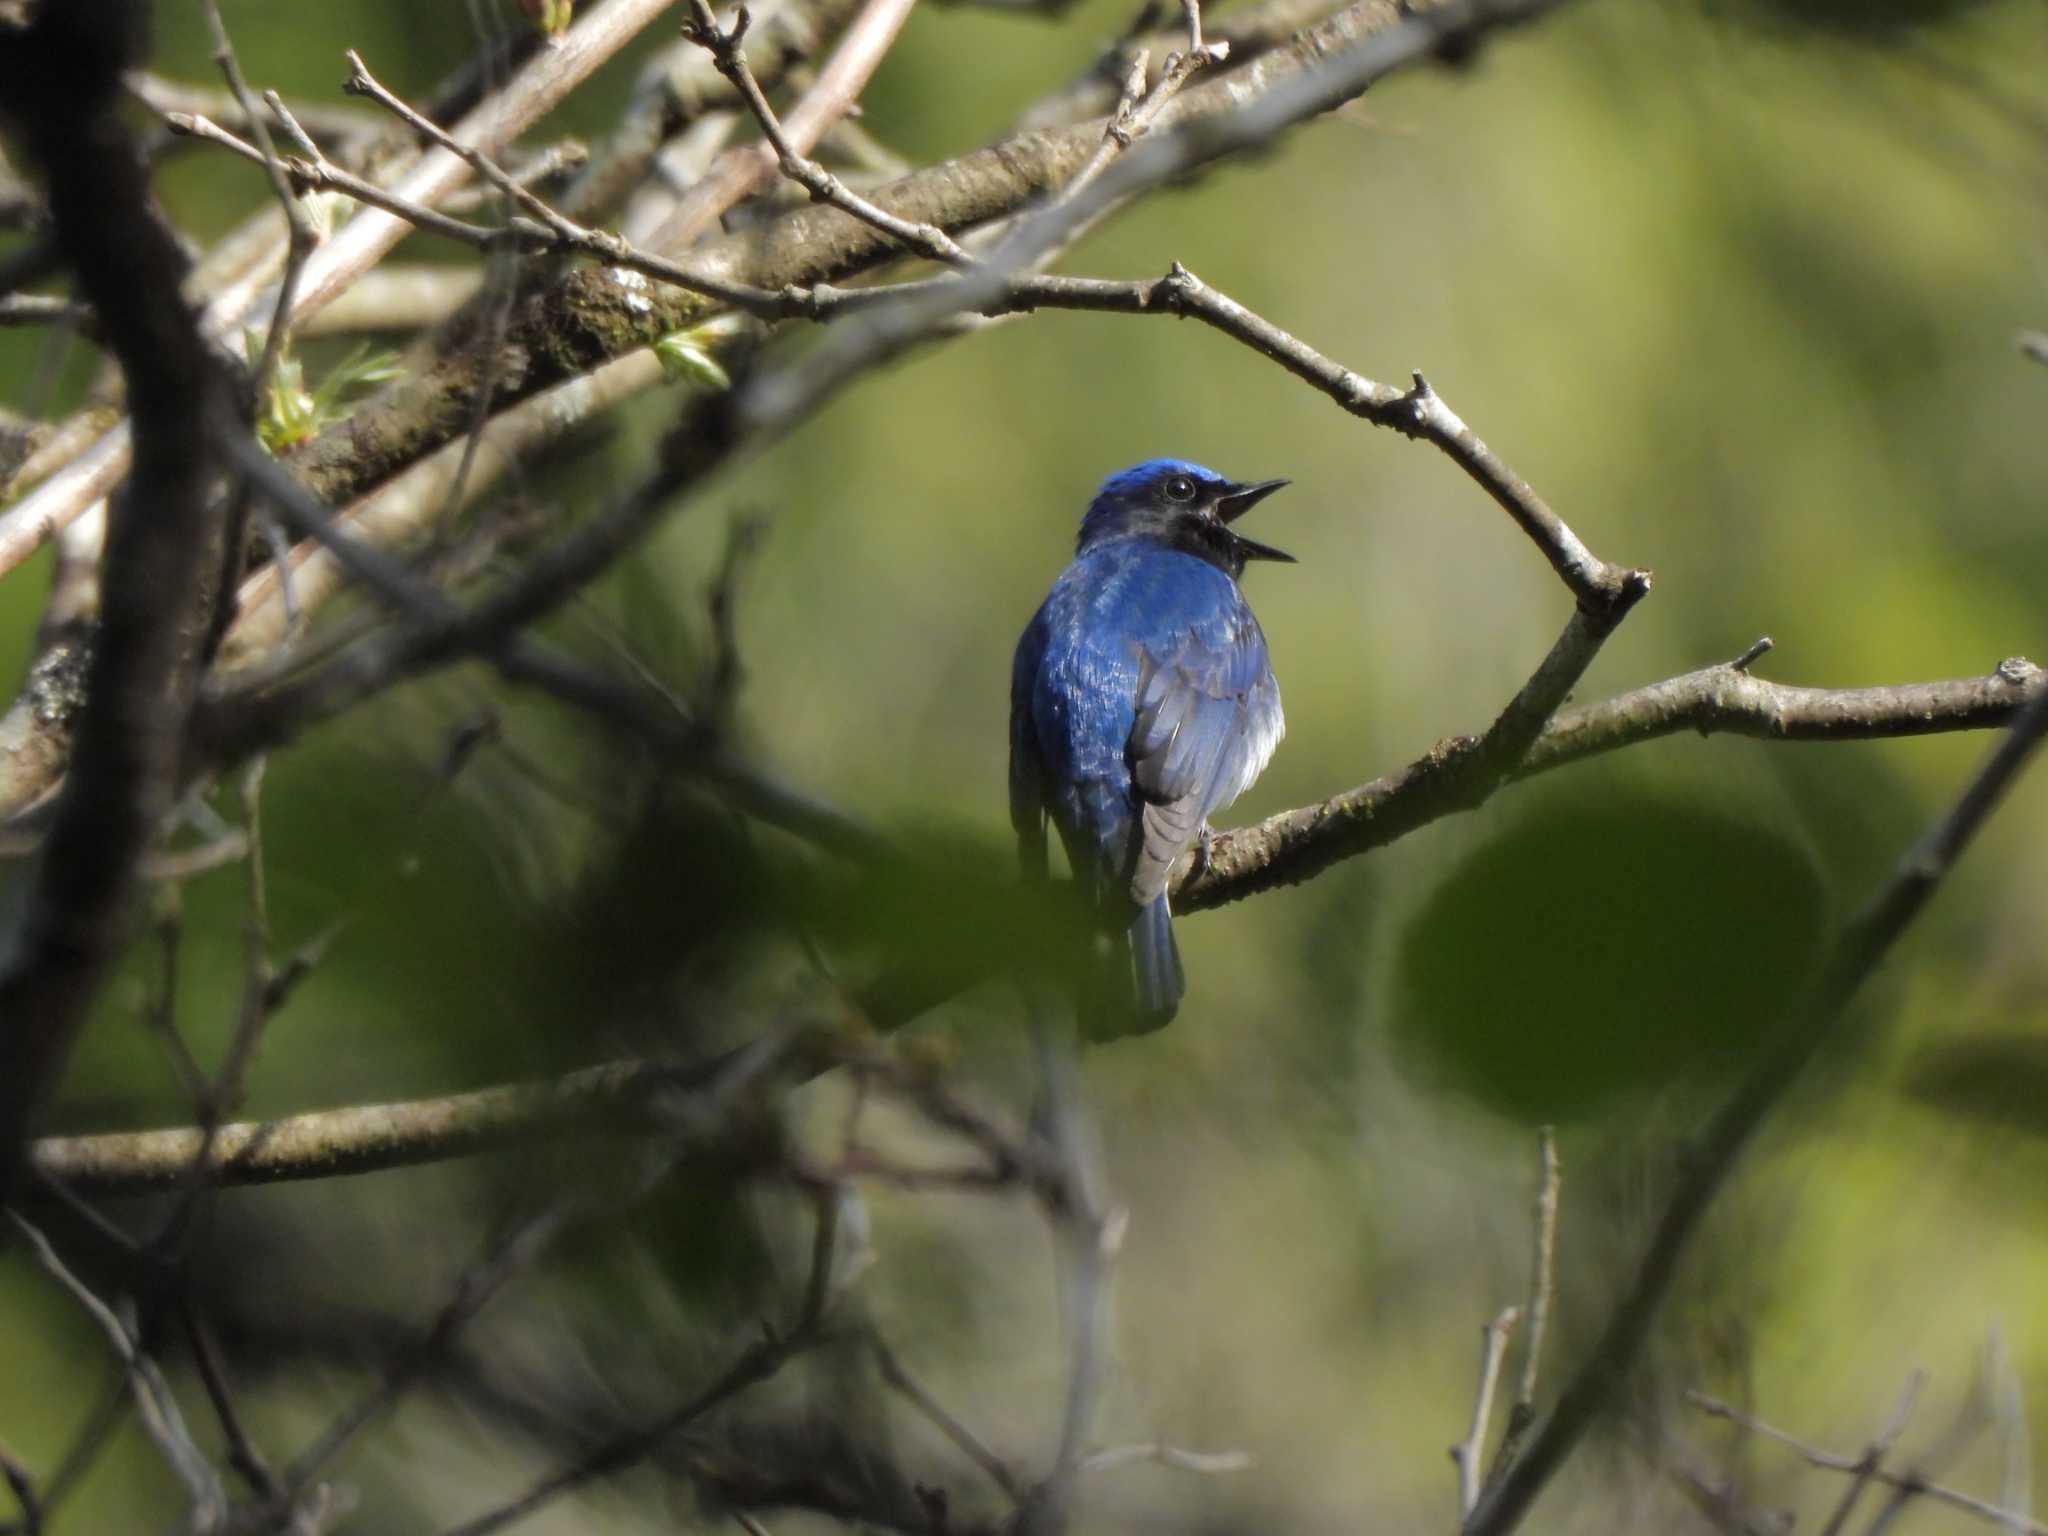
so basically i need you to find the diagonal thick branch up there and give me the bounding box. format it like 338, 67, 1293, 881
0, 3, 240, 1197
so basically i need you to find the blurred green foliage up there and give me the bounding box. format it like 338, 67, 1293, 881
1393, 781, 1826, 1122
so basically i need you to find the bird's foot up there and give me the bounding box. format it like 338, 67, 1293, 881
1188, 822, 1216, 883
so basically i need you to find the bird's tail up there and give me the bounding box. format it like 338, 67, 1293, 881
1087, 894, 1185, 1041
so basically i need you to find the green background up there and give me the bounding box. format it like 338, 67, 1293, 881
4, 0, 2047, 1529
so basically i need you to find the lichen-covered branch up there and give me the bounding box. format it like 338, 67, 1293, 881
30, 1060, 661, 1197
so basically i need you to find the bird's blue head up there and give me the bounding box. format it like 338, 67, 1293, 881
1076, 458, 1293, 578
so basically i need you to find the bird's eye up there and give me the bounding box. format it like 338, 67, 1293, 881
1162, 474, 1197, 503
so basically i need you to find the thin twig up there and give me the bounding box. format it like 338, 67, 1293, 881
201, 0, 316, 396
264, 1030, 801, 1520
1816, 1374, 1927, 1536
1452, 1307, 1521, 1518
1485, 1128, 1560, 1489
214, 422, 890, 866
1646, 1423, 1795, 1536
1052, 0, 1228, 210
1689, 1387, 2048, 1536
644, 0, 920, 251
343, 50, 580, 238
745, 0, 1569, 453
0, 0, 686, 582
680, 0, 968, 263
872, 1332, 1023, 1500
5, 1214, 226, 1530
167, 108, 787, 315
796, 265, 1644, 617
439, 1181, 845, 1536
1089, 1441, 1245, 1482
1990, 1329, 2035, 1536
1080, 1442, 1253, 1475
179, 1301, 284, 1502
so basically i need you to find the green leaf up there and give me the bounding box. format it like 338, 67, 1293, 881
654, 314, 747, 391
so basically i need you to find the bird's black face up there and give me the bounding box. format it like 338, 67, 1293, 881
1079, 461, 1293, 577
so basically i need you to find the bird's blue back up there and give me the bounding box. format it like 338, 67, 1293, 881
1011, 534, 1283, 899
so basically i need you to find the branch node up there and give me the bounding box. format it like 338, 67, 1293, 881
1729, 636, 1774, 673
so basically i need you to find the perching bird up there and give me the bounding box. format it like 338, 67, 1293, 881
1009, 458, 1291, 1038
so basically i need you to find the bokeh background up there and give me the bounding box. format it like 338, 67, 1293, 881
4, 0, 2048, 1529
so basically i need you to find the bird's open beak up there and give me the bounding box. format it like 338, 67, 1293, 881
1216, 478, 1288, 523
1216, 478, 1293, 563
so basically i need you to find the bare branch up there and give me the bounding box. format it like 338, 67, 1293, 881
1689, 1389, 2048, 1536
745, 0, 1572, 447
27, 653, 2045, 1199
179, 1302, 284, 1504
0, 15, 239, 1197
31, 1059, 666, 1197
5, 1214, 225, 1527
642, 0, 920, 251
871, 1332, 1023, 1500
200, 0, 315, 396
0, 0, 685, 577
1816, 1373, 1927, 1536
679, 0, 968, 263
1080, 1443, 1253, 1476
1990, 1330, 2034, 1536
126, 72, 388, 150
1052, 0, 1229, 211
0, 294, 85, 327
215, 426, 888, 863
294, 263, 485, 335
807, 265, 1645, 617
272, 0, 1524, 526
1185, 654, 2045, 913
1018, 0, 1348, 130
438, 1185, 846, 1536
165, 106, 786, 315
1452, 1307, 1521, 1518
1484, 1127, 1560, 1490
1466, 685, 2048, 1536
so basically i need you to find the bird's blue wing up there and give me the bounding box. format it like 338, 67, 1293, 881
1126, 591, 1284, 903
1009, 609, 1051, 879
